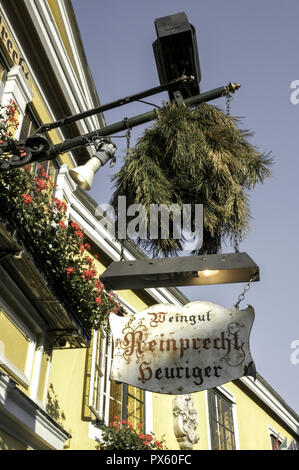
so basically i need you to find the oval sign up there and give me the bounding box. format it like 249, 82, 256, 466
109, 301, 256, 395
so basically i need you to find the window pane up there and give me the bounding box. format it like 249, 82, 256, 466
0, 310, 30, 373
91, 330, 145, 428
126, 385, 144, 430
209, 389, 236, 450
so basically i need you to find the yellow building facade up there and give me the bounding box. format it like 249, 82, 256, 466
0, 0, 298, 451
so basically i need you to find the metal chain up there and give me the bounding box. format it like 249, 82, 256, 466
123, 117, 132, 153
226, 92, 232, 116
120, 239, 125, 261
234, 271, 259, 309
118, 118, 132, 262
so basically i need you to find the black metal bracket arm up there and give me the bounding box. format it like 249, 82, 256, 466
34, 75, 195, 135
0, 81, 240, 172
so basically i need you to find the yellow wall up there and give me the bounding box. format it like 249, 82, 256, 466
152, 390, 207, 450
152, 381, 297, 451
37, 352, 50, 404
227, 381, 296, 450
47, 348, 95, 450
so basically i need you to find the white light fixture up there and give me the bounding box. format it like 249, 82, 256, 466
69, 140, 116, 190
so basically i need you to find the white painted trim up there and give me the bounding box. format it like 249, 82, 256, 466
240, 376, 299, 435
0, 372, 69, 449
104, 337, 113, 424
88, 331, 98, 410
29, 340, 44, 405
42, 350, 52, 407
24, 0, 99, 136
204, 390, 212, 450
1, 65, 33, 139
144, 391, 153, 435
216, 384, 236, 404
57, 0, 101, 128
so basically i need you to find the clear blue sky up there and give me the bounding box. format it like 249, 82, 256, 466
72, 0, 299, 413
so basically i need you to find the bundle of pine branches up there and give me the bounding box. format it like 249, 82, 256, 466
111, 102, 272, 256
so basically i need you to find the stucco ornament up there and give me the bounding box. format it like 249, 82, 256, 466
109, 300, 256, 394
172, 394, 200, 450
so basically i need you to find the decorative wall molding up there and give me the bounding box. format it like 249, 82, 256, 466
172, 394, 200, 450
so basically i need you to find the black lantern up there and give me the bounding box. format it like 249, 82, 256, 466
153, 12, 201, 100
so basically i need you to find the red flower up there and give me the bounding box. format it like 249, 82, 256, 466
75, 229, 84, 239
85, 255, 94, 267
70, 222, 84, 239
95, 297, 102, 305
79, 244, 85, 254
53, 197, 67, 213
81, 269, 97, 280
66, 267, 74, 275
58, 220, 67, 231
34, 177, 48, 193
71, 222, 79, 229
95, 280, 104, 292
22, 193, 33, 205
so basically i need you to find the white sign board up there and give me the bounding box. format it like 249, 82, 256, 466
109, 301, 255, 394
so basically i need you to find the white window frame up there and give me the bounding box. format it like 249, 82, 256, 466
88, 328, 114, 424
205, 385, 240, 450
268, 426, 286, 450
0, 299, 36, 389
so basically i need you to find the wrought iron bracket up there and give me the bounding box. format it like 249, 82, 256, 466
47, 328, 88, 350
0, 134, 50, 171
0, 82, 240, 172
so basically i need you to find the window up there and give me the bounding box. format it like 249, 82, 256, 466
208, 388, 236, 450
89, 329, 145, 430
270, 432, 284, 450
0, 50, 9, 100
0, 302, 36, 389
20, 105, 58, 185
19, 106, 39, 140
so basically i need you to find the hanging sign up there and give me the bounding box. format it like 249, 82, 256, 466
109, 301, 256, 395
